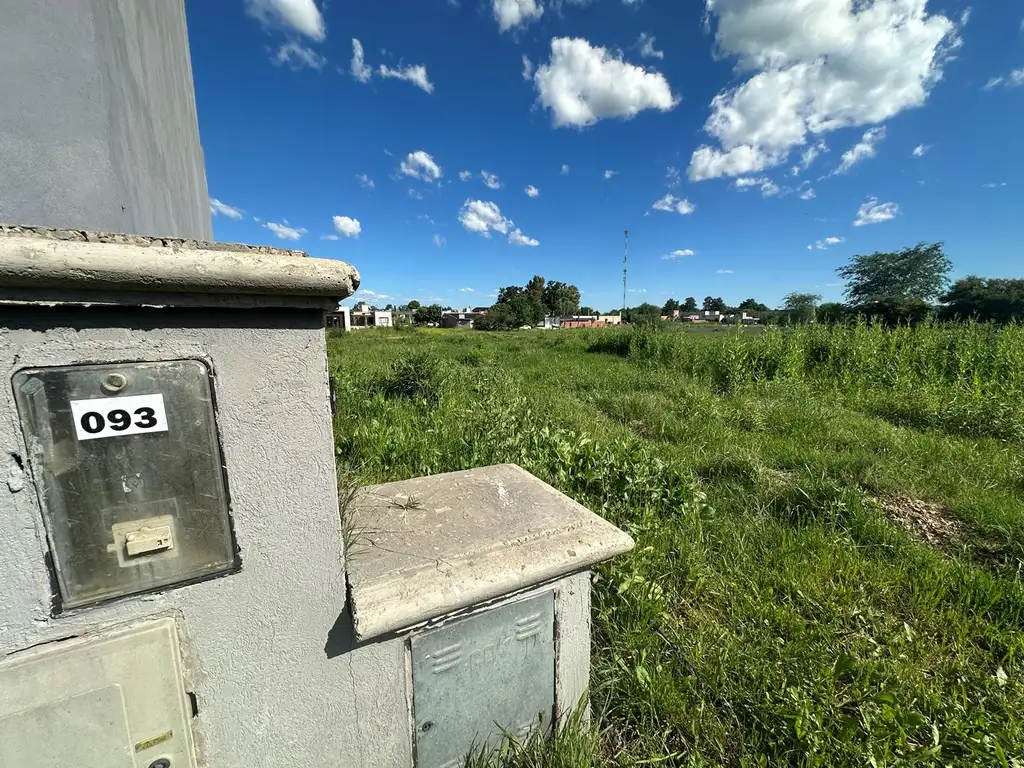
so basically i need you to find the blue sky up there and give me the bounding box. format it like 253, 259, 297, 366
187, 0, 1023, 311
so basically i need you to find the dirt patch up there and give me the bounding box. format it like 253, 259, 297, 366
875, 493, 964, 549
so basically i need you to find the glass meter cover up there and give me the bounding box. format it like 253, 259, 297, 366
13, 360, 237, 609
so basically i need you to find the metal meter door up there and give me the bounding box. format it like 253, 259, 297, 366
12, 360, 236, 609
0, 618, 197, 768
411, 592, 555, 768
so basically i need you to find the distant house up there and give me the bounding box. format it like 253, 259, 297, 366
723, 312, 760, 325
324, 306, 350, 330
441, 307, 486, 328
598, 314, 622, 326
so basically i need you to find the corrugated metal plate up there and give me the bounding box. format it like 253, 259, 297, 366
411, 592, 555, 768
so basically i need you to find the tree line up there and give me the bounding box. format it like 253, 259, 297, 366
364, 243, 1022, 329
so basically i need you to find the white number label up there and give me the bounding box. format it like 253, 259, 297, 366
70, 394, 169, 441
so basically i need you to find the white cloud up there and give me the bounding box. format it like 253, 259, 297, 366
665, 166, 681, 188
400, 151, 443, 182
246, 0, 325, 41
408, 189, 424, 200
853, 198, 899, 226
525, 185, 540, 197
493, 0, 543, 32
534, 37, 678, 127
274, 42, 326, 70
433, 234, 446, 248
356, 173, 375, 189
459, 287, 476, 293
264, 221, 307, 240
209, 198, 243, 219
560, 164, 570, 174
379, 63, 435, 93
332, 215, 361, 238
834, 127, 886, 174
509, 229, 540, 247
912, 143, 930, 157
481, 171, 503, 190
808, 236, 843, 250
638, 33, 664, 59
351, 39, 372, 82
716, 269, 735, 274
790, 140, 828, 176
522, 55, 534, 80
688, 0, 959, 181
459, 170, 473, 181
983, 69, 1024, 90
459, 200, 510, 236
983, 182, 1008, 188
652, 194, 695, 214
733, 176, 780, 197
459, 200, 539, 246
604, 170, 617, 180
798, 186, 816, 200
321, 234, 339, 241
662, 249, 695, 260
628, 288, 648, 293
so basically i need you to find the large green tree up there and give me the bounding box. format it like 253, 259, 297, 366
782, 292, 821, 323
837, 242, 952, 305
940, 276, 1024, 323
413, 304, 443, 325
703, 296, 726, 312
662, 298, 681, 314
682, 297, 698, 312
542, 281, 581, 317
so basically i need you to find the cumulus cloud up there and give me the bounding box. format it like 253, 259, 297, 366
400, 151, 443, 182
408, 189, 424, 200
525, 185, 540, 197
379, 63, 435, 93
834, 127, 886, 174
665, 166, 681, 188
807, 236, 843, 250
246, 0, 325, 41
662, 249, 695, 260
604, 170, 617, 179
264, 221, 307, 240
356, 173, 375, 189
433, 234, 446, 248
509, 229, 540, 246
791, 141, 828, 175
912, 143, 930, 157
652, 194, 695, 214
481, 171, 503, 190
332, 215, 361, 238
351, 39, 372, 82
493, 0, 543, 32
688, 0, 960, 181
209, 198, 243, 219
459, 287, 476, 293
274, 42, 327, 70
733, 176, 780, 197
459, 170, 473, 181
321, 234, 339, 241
716, 269, 735, 274
533, 37, 678, 127
853, 198, 899, 226
798, 186, 816, 199
638, 33, 664, 59
983, 182, 1008, 188
458, 200, 539, 246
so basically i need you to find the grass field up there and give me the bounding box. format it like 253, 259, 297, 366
328, 324, 1024, 767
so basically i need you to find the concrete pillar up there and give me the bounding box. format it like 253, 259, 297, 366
0, 0, 212, 239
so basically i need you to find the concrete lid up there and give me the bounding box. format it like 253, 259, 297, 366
0, 224, 359, 305
345, 464, 635, 641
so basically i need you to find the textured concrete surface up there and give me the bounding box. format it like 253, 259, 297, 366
0, 0, 211, 239
0, 228, 360, 299
346, 464, 635, 640
0, 304, 405, 767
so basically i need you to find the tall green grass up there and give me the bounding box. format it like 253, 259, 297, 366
328, 326, 1024, 767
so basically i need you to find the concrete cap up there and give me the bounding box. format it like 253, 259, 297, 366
345, 464, 635, 641
0, 224, 359, 304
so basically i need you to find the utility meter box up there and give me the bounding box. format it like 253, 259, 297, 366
0, 617, 197, 768
345, 463, 635, 767
13, 359, 236, 609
